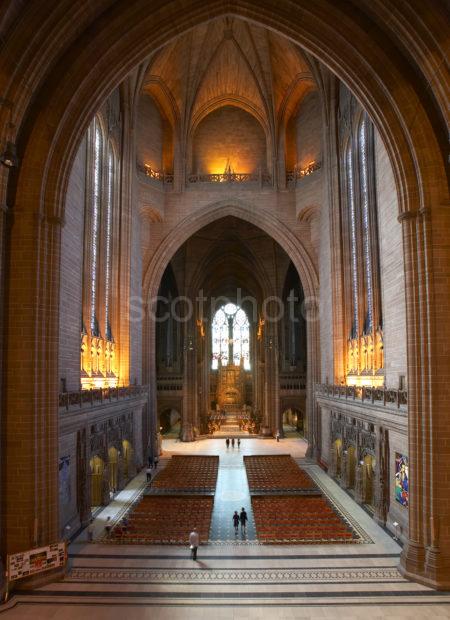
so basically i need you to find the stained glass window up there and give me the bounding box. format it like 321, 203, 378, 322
90, 119, 102, 334
105, 146, 114, 340
211, 304, 250, 370
346, 145, 359, 337
359, 118, 373, 332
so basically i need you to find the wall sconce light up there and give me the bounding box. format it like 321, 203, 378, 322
0, 98, 18, 169
0, 141, 18, 168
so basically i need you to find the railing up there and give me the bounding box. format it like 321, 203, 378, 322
286, 161, 321, 187
187, 170, 272, 187
280, 374, 307, 391
316, 383, 407, 409
59, 385, 148, 411
137, 163, 174, 186
156, 376, 183, 392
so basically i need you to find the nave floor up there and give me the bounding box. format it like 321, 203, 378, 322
2, 438, 450, 618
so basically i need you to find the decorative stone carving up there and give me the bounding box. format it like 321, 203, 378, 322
354, 463, 364, 503
329, 444, 338, 478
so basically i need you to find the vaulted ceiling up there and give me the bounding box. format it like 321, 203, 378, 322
141, 17, 317, 136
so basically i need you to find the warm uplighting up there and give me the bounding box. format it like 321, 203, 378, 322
143, 163, 164, 180
80, 375, 119, 390
346, 373, 385, 388
196, 318, 205, 337
297, 160, 321, 177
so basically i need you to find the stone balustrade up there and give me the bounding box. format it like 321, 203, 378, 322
316, 383, 407, 408
59, 385, 148, 411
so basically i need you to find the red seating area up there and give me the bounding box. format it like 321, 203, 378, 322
244, 455, 316, 492
152, 455, 219, 492
109, 495, 213, 544
251, 495, 356, 544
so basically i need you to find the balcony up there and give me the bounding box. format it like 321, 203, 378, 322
59, 385, 148, 412
316, 383, 407, 409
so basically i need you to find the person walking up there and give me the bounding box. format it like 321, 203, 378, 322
276, 431, 280, 442
232, 511, 240, 534
146, 466, 152, 482
189, 528, 200, 560
231, 437, 235, 448
104, 516, 112, 535
226, 438, 230, 448
154, 455, 160, 469
237, 438, 241, 448
240, 507, 248, 534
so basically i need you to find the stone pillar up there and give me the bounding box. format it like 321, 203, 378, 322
101, 463, 110, 506
340, 451, 351, 489
182, 321, 196, 441
305, 299, 321, 458
328, 444, 338, 478
3, 210, 62, 556
76, 430, 91, 527
354, 463, 364, 504
398, 207, 450, 589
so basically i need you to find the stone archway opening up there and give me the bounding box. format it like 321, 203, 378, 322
152, 214, 314, 445
0, 0, 448, 590
89, 455, 106, 508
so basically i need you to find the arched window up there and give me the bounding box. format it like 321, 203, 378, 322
346, 144, 359, 338
104, 144, 116, 341
211, 304, 250, 370
90, 118, 102, 336
340, 99, 382, 383
359, 117, 374, 333
81, 114, 120, 388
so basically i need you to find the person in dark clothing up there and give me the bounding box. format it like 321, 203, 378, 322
240, 507, 248, 533
237, 438, 241, 448
231, 437, 235, 448
232, 511, 240, 534
154, 455, 159, 469
226, 438, 230, 448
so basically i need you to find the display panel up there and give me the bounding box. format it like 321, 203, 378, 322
395, 453, 408, 507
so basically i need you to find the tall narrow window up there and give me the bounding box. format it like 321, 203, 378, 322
232, 307, 250, 369
104, 147, 114, 341
212, 308, 229, 369
359, 118, 373, 333
90, 119, 102, 335
346, 145, 359, 337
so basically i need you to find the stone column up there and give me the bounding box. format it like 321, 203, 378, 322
399, 206, 450, 589
304, 299, 321, 458
182, 321, 196, 441
3, 210, 62, 556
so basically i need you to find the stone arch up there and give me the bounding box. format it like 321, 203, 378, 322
142, 199, 320, 460
142, 200, 318, 302
1, 0, 448, 587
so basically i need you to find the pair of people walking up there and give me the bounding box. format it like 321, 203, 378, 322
233, 507, 248, 534
225, 437, 241, 448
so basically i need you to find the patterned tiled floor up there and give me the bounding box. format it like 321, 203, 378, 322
3, 439, 450, 617
209, 461, 257, 542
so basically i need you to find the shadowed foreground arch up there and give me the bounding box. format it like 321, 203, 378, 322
0, 0, 448, 589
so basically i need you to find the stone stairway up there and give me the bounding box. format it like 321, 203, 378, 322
213, 410, 249, 437
6, 544, 449, 610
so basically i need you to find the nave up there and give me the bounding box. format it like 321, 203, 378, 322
3, 438, 450, 618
